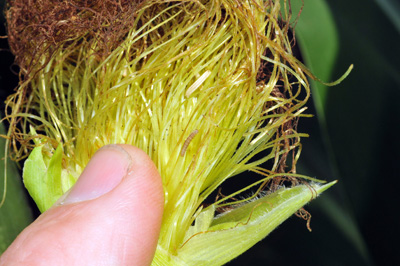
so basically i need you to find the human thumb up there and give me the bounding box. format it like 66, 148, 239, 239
0, 144, 164, 266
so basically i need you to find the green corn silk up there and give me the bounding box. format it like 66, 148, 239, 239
6, 0, 338, 265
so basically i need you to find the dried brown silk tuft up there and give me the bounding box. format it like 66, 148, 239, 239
6, 0, 146, 74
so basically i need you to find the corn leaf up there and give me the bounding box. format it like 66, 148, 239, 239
0, 123, 34, 254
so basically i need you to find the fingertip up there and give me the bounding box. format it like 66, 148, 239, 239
117, 144, 164, 216
99, 144, 164, 265
1, 144, 164, 265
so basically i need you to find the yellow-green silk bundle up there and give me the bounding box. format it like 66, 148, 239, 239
4, 0, 336, 265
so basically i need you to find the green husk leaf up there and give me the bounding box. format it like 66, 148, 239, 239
22, 144, 64, 212
172, 181, 336, 266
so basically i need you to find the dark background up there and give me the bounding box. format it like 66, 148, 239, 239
231, 0, 400, 265
1, 0, 399, 265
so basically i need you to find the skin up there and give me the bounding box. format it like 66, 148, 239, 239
0, 144, 164, 266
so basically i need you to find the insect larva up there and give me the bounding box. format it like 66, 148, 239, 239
185, 70, 211, 98
180, 129, 199, 156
